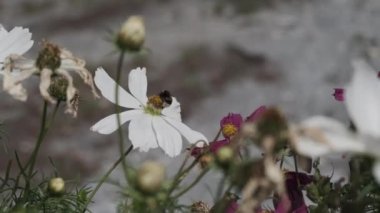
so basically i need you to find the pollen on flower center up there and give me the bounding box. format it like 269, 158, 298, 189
144, 95, 163, 116
222, 123, 238, 138
148, 95, 164, 109
36, 42, 61, 71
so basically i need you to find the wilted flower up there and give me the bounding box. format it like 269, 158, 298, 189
239, 157, 285, 212
90, 67, 208, 157
0, 24, 33, 68
191, 201, 210, 213
137, 161, 165, 194
48, 177, 65, 196
2, 42, 99, 117
117, 16, 145, 51
211, 192, 239, 213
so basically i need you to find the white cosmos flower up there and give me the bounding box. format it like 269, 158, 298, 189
90, 67, 208, 157
0, 24, 33, 69
292, 59, 380, 183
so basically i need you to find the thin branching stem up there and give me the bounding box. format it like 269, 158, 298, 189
82, 145, 133, 212
24, 101, 60, 196
172, 168, 209, 198
114, 51, 129, 179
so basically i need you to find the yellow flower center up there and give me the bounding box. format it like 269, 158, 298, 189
144, 95, 163, 116
148, 95, 163, 109
222, 123, 238, 138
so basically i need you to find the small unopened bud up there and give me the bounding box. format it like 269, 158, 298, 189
199, 154, 214, 169
216, 146, 234, 164
137, 161, 165, 194
117, 16, 145, 51
48, 177, 65, 196
191, 201, 210, 213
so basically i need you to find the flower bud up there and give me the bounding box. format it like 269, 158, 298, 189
117, 16, 145, 51
216, 146, 234, 164
137, 161, 165, 194
48, 177, 65, 196
199, 154, 214, 169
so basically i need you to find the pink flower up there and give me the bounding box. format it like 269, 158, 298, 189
332, 88, 345, 102
220, 113, 243, 138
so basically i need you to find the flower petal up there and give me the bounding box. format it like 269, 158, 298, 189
39, 68, 56, 104
293, 116, 366, 157
94, 67, 141, 109
163, 117, 208, 146
128, 67, 148, 104
128, 114, 158, 152
152, 117, 182, 157
161, 97, 181, 121
0, 27, 33, 62
90, 109, 143, 134
346, 59, 380, 137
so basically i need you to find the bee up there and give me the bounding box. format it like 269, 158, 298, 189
159, 90, 173, 106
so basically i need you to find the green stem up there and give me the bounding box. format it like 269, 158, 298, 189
168, 156, 201, 196
26, 101, 60, 175
82, 145, 133, 212
172, 168, 209, 198
115, 51, 129, 179
24, 101, 48, 194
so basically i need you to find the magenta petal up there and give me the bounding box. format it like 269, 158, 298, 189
190, 147, 203, 157
293, 204, 308, 213
275, 196, 291, 213
220, 113, 244, 128
225, 200, 238, 213
332, 88, 345, 102
246, 105, 267, 122
283, 172, 313, 212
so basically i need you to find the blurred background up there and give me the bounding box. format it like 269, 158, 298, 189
1, 0, 380, 211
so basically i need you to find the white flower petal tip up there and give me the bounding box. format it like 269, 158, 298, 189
128, 67, 148, 104
94, 67, 141, 109
164, 117, 208, 145
293, 116, 366, 157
